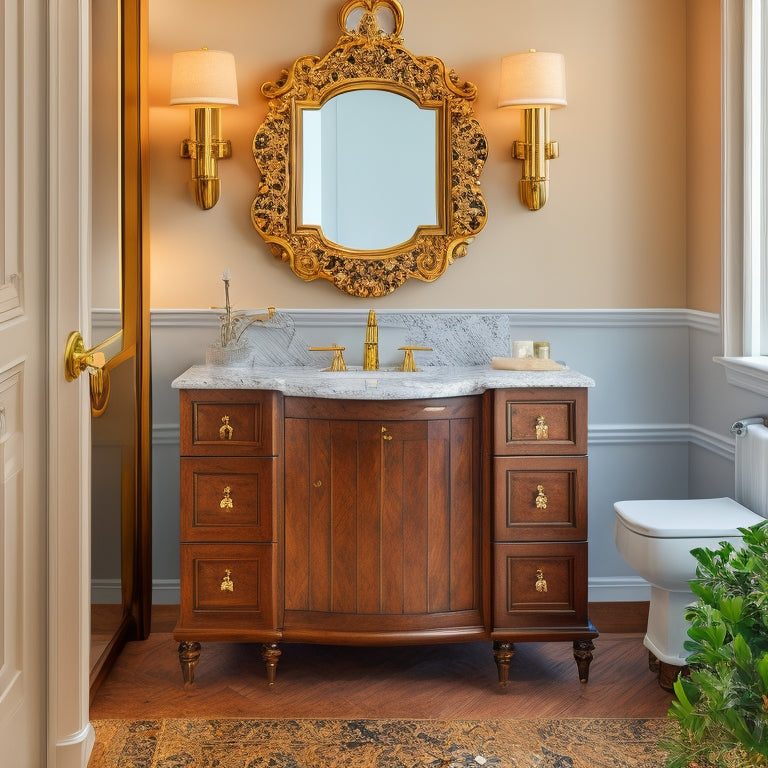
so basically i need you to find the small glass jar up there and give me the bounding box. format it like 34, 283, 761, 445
533, 341, 551, 360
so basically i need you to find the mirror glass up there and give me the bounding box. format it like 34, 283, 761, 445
300, 89, 438, 250
90, 0, 126, 672
89, 0, 150, 687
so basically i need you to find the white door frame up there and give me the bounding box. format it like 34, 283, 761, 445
47, 1, 93, 765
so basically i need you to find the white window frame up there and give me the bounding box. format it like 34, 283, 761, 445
717, 0, 768, 395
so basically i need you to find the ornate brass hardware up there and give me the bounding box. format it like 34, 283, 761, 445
398, 346, 433, 372
63, 330, 112, 416
220, 569, 234, 592
381, 425, 393, 441
535, 485, 548, 509
63, 331, 106, 382
535, 569, 548, 593
220, 486, 233, 509
313, 480, 323, 488
219, 415, 233, 440
535, 415, 549, 440
309, 345, 347, 371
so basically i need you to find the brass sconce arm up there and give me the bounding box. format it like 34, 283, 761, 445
180, 107, 232, 210
511, 106, 560, 211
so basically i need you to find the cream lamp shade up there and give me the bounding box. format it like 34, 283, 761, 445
498, 50, 566, 109
170, 48, 239, 107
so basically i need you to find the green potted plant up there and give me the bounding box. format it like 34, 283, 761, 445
664, 520, 768, 767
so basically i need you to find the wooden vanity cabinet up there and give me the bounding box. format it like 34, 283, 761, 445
282, 395, 485, 644
490, 387, 597, 684
174, 384, 596, 687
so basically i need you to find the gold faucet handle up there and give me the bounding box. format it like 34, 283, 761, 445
397, 346, 432, 372
309, 345, 347, 371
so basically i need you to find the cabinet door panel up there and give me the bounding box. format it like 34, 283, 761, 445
180, 390, 280, 456
284, 404, 481, 626
178, 543, 277, 631
493, 456, 587, 541
493, 388, 587, 456
180, 457, 276, 541
283, 417, 311, 608
493, 542, 588, 629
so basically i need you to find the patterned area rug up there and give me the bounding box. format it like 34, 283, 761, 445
88, 717, 673, 767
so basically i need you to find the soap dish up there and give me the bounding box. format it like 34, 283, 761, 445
491, 356, 565, 371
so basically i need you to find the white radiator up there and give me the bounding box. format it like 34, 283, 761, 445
735, 421, 768, 518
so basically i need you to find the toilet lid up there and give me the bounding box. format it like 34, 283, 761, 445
614, 497, 764, 538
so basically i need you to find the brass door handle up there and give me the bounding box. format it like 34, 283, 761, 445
63, 330, 111, 416
63, 331, 106, 381
381, 426, 393, 441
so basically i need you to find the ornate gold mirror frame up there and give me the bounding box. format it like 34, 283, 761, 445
251, 0, 488, 297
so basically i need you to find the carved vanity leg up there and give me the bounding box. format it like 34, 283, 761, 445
178, 641, 201, 687
493, 641, 515, 688
648, 650, 661, 674
261, 643, 281, 686
573, 639, 595, 683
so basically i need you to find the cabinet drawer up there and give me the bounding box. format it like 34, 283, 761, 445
180, 390, 281, 456
493, 456, 587, 541
493, 542, 588, 629
493, 388, 587, 455
178, 543, 277, 630
180, 457, 276, 542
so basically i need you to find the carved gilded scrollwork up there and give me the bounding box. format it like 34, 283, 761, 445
251, 0, 488, 297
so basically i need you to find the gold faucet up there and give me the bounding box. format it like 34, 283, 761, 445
363, 310, 379, 370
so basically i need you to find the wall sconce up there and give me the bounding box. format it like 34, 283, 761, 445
170, 48, 239, 210
498, 50, 567, 211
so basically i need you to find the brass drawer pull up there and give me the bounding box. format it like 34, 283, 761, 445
535, 415, 549, 440
535, 484, 548, 509
313, 479, 323, 488
220, 569, 234, 592
381, 425, 393, 441
535, 569, 548, 593
219, 415, 233, 440
220, 486, 233, 509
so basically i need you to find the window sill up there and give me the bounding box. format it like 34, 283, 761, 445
714, 356, 768, 397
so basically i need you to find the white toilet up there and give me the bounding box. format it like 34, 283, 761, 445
614, 418, 768, 670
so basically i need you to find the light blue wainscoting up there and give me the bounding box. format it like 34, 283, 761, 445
142, 307, 759, 606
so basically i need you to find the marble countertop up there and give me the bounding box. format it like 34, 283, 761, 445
172, 364, 595, 400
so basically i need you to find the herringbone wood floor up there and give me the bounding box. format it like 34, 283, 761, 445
90, 604, 675, 720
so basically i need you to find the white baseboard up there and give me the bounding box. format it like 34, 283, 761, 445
92, 578, 183, 606
152, 579, 182, 605
588, 576, 650, 603
91, 579, 121, 604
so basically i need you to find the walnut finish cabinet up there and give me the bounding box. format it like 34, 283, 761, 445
174, 384, 597, 687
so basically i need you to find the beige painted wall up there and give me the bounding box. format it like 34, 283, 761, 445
148, 0, 693, 310
686, 0, 721, 314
